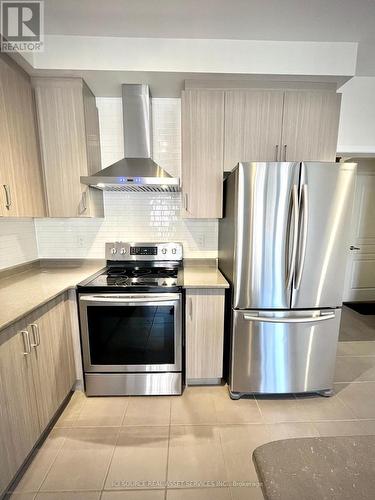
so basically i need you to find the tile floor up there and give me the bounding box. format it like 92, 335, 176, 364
8, 308, 375, 500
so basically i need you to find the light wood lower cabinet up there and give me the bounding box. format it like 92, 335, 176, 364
185, 288, 225, 381
0, 293, 76, 496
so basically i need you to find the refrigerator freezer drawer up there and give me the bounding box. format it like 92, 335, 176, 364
230, 308, 341, 395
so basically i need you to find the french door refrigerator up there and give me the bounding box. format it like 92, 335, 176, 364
219, 161, 356, 398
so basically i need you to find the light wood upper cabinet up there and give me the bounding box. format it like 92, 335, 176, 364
185, 289, 225, 381
0, 55, 46, 217
33, 77, 104, 218
281, 90, 341, 161
181, 90, 225, 218
224, 90, 284, 170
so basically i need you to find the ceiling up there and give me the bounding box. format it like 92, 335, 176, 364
43, 0, 375, 43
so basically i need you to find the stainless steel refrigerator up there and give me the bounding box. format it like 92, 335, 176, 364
219, 161, 356, 398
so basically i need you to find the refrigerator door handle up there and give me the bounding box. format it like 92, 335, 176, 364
286, 184, 299, 289
243, 312, 335, 323
295, 183, 309, 290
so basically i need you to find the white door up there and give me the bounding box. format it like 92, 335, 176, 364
343, 165, 375, 301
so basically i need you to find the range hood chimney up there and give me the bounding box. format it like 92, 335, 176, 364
81, 84, 180, 192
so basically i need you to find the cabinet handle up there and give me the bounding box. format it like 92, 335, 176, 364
82, 191, 88, 212
189, 297, 193, 320
350, 245, 360, 251
29, 323, 40, 347
21, 330, 31, 355
275, 145, 279, 161
3, 184, 11, 209
184, 193, 188, 212
283, 144, 287, 161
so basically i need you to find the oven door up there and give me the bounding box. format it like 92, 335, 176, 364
79, 293, 182, 373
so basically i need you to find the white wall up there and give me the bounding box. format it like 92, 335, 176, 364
337, 77, 375, 155
34, 97, 218, 259
0, 219, 38, 270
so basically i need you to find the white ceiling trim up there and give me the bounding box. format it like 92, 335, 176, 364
32, 35, 358, 77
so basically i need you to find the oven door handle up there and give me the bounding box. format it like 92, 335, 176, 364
80, 294, 180, 304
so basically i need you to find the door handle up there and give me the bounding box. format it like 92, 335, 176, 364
21, 330, 32, 355
3, 184, 11, 209
243, 313, 335, 323
286, 185, 299, 289
350, 245, 360, 251
29, 323, 40, 347
295, 184, 309, 290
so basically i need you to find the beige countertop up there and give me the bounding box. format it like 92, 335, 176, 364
0, 260, 228, 332
182, 266, 229, 289
0, 261, 105, 332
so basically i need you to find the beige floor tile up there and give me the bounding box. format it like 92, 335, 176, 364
13, 430, 68, 493
334, 356, 375, 382
255, 396, 307, 423
170, 387, 217, 425
54, 392, 87, 428
212, 390, 263, 424
35, 493, 100, 499
75, 397, 129, 427
335, 382, 375, 418
218, 425, 271, 483
268, 422, 319, 440
104, 426, 169, 490
357, 420, 375, 435
168, 425, 227, 487
295, 393, 356, 421
102, 492, 164, 500
40, 427, 119, 491
313, 420, 367, 437
8, 494, 36, 499
122, 396, 171, 426
230, 486, 264, 500
167, 487, 231, 499
337, 341, 375, 356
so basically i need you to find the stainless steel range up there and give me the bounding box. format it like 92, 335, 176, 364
77, 242, 183, 396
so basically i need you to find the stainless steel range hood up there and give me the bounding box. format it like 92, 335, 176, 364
81, 84, 180, 192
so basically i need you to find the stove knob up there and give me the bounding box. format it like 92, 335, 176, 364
172, 248, 177, 255
111, 247, 117, 255
162, 248, 167, 255
120, 248, 126, 255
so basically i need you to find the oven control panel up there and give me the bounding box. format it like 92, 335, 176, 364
105, 242, 183, 261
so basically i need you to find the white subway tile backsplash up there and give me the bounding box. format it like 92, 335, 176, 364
35, 192, 218, 258
0, 219, 38, 270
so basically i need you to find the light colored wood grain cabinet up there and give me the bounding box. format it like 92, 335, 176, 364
185, 288, 225, 382
26, 293, 76, 430
0, 294, 76, 496
281, 90, 341, 161
181, 89, 225, 218
224, 90, 284, 170
0, 55, 46, 217
32, 77, 104, 218
0, 319, 40, 493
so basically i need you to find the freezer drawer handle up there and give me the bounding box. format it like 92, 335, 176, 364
243, 313, 335, 323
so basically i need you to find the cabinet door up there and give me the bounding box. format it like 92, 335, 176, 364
185, 289, 225, 380
83, 82, 102, 176
0, 320, 40, 493
27, 294, 76, 430
181, 90, 224, 218
224, 90, 284, 170
281, 90, 341, 161
33, 77, 102, 217
0, 55, 46, 217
